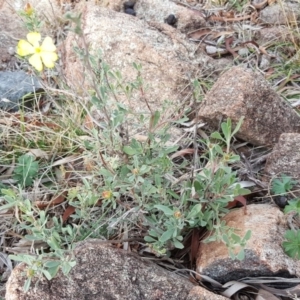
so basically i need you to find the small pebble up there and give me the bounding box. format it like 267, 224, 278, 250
238, 48, 249, 57
164, 14, 177, 26
7, 47, 15, 56
259, 54, 270, 69
125, 8, 136, 16
206, 45, 224, 55
273, 196, 288, 209
124, 1, 135, 9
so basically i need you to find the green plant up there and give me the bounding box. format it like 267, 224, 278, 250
192, 78, 214, 103
271, 175, 300, 260
211, 117, 244, 153
283, 198, 300, 261
271, 174, 297, 195
0, 10, 254, 292
282, 230, 300, 260
9, 251, 75, 292
192, 117, 251, 260
0, 188, 76, 291
18, 3, 42, 32
284, 198, 300, 215
13, 154, 39, 187
227, 0, 248, 12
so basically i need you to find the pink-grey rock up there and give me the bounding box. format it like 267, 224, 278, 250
187, 286, 228, 300
6, 240, 195, 300
256, 27, 296, 44
259, 3, 300, 25
134, 0, 206, 33
264, 133, 300, 180
196, 204, 300, 283
198, 66, 300, 146
252, 0, 267, 9
63, 2, 208, 113
0, 1, 26, 70
92, 0, 230, 79
92, 0, 123, 10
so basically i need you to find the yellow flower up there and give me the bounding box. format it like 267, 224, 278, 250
102, 190, 112, 199
17, 32, 58, 72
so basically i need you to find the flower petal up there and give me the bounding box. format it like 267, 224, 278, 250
29, 53, 43, 71
41, 37, 56, 52
40, 52, 58, 68
27, 32, 41, 47
17, 40, 35, 56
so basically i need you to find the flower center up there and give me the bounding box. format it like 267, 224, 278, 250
35, 47, 41, 54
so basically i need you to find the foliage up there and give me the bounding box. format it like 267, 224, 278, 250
271, 174, 297, 195
13, 154, 39, 187
9, 251, 76, 292
0, 9, 254, 291
0, 188, 76, 292
80, 59, 250, 255
282, 198, 300, 260
272, 176, 300, 260
282, 230, 300, 260
18, 3, 42, 32
227, 0, 248, 13
192, 78, 214, 103
284, 198, 300, 215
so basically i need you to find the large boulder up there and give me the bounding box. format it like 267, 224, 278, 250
196, 204, 300, 283
259, 3, 300, 25
198, 66, 300, 146
6, 240, 193, 300
62, 2, 209, 113
264, 133, 300, 180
